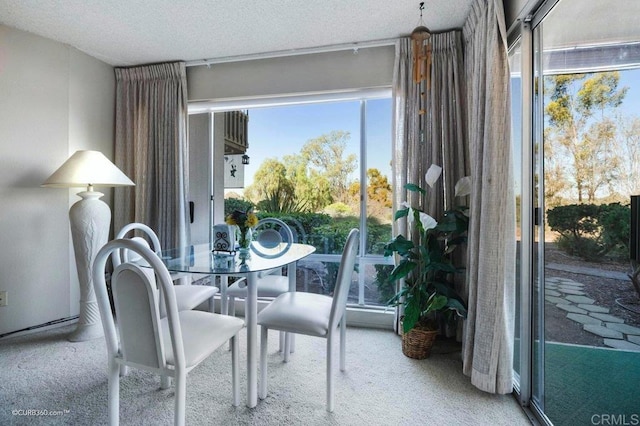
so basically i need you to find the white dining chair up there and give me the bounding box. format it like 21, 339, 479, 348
114, 223, 218, 315
222, 218, 294, 351
92, 238, 245, 426
257, 228, 359, 412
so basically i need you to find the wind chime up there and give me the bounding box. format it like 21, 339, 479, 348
411, 2, 431, 141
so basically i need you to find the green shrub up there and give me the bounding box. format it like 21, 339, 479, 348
256, 187, 309, 213
547, 203, 630, 261
252, 211, 392, 298
322, 202, 353, 217
224, 198, 254, 217
373, 264, 395, 304
254, 211, 332, 244
598, 203, 630, 259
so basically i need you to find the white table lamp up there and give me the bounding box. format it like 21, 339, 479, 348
43, 150, 134, 341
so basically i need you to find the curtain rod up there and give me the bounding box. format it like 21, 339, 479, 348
185, 38, 398, 67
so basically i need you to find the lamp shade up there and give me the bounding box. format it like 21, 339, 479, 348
42, 150, 134, 189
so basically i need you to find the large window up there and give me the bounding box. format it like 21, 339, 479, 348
213, 90, 393, 308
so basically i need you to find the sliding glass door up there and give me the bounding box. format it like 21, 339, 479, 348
514, 1, 640, 424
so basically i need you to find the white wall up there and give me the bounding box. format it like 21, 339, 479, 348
0, 25, 114, 336
187, 45, 394, 100
187, 113, 229, 244
188, 113, 212, 244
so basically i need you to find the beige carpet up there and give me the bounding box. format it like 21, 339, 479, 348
0, 324, 529, 425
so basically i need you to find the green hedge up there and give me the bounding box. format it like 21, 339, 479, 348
547, 203, 630, 261
224, 199, 393, 299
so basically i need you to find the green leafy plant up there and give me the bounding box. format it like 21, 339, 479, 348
384, 170, 470, 334
256, 186, 309, 214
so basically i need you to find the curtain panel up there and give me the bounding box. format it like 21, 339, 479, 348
392, 38, 422, 241
428, 31, 469, 339
392, 0, 514, 394
114, 62, 190, 250
391, 38, 422, 332
429, 31, 468, 215
461, 0, 516, 394
391, 32, 467, 333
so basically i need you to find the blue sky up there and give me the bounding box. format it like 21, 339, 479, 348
239, 67, 640, 192
241, 98, 392, 188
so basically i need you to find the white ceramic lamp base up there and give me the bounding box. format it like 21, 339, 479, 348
68, 190, 110, 342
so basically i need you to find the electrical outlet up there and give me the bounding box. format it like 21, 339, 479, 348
0, 291, 7, 307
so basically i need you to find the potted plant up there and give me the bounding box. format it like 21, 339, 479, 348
384, 166, 470, 359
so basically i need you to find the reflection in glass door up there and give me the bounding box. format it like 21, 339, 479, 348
530, 1, 640, 424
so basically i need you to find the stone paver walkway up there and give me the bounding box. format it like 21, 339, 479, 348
545, 276, 640, 351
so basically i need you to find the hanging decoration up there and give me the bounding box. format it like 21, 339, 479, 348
411, 2, 431, 136
411, 2, 431, 85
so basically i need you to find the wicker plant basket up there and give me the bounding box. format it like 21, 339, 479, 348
401, 324, 438, 359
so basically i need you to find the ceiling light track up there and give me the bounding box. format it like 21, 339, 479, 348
185, 38, 397, 67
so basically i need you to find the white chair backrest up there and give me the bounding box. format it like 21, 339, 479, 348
113, 223, 162, 268
122, 237, 151, 263
115, 222, 163, 249
280, 217, 306, 243
112, 262, 164, 368
93, 239, 187, 372
328, 229, 359, 331
251, 218, 294, 259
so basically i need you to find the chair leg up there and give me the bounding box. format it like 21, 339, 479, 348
227, 296, 236, 351
259, 326, 268, 399
231, 335, 240, 406
108, 359, 120, 426
119, 365, 129, 376
174, 370, 186, 426
208, 295, 215, 313
278, 332, 295, 354
229, 296, 236, 317
340, 319, 346, 371
160, 375, 171, 389
326, 335, 334, 412
283, 332, 291, 363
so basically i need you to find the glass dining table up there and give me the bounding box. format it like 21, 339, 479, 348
157, 241, 316, 408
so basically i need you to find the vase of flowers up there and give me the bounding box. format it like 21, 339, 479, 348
225, 208, 259, 258
384, 165, 471, 359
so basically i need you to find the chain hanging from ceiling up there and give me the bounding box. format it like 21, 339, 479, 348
411, 2, 431, 142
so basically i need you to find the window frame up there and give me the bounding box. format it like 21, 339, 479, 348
188, 86, 395, 312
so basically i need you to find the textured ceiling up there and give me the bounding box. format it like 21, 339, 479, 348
0, 0, 473, 66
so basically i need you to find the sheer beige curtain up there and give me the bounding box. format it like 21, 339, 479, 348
428, 31, 468, 339
113, 62, 190, 250
391, 38, 422, 332
392, 37, 421, 235
461, 0, 515, 394
391, 32, 467, 332
427, 31, 468, 218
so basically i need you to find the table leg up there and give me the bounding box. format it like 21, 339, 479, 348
220, 275, 228, 315
287, 262, 296, 353
246, 271, 258, 408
